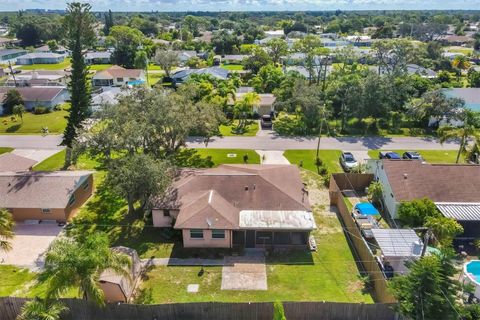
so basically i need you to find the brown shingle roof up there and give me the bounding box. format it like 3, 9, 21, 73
382, 160, 480, 203
95, 65, 143, 79
154, 164, 311, 230
0, 153, 37, 172
0, 171, 93, 209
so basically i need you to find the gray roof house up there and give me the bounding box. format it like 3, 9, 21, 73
84, 51, 112, 65
171, 67, 229, 84
0, 86, 69, 114
16, 52, 66, 65
0, 48, 27, 63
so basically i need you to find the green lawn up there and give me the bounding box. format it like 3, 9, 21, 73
0, 147, 13, 155
0, 109, 68, 134
136, 170, 373, 304
221, 64, 244, 71
33, 149, 66, 171
18, 58, 72, 71
283, 150, 343, 174
88, 64, 113, 71
219, 120, 258, 136
194, 148, 260, 166
367, 149, 464, 164
0, 265, 36, 297
147, 73, 164, 86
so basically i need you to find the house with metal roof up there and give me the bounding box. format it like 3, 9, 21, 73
170, 67, 229, 84
84, 51, 112, 65
16, 52, 66, 65
0, 48, 27, 63
152, 164, 315, 249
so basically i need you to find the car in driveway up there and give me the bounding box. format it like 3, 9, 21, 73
402, 151, 423, 160
260, 114, 273, 129
379, 151, 401, 160
339, 152, 358, 172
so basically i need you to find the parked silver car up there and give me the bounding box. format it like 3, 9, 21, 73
339, 152, 358, 172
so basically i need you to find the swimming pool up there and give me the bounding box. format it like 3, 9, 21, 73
464, 260, 480, 298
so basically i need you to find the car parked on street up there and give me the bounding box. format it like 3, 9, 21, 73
402, 151, 423, 160
339, 152, 358, 172
379, 151, 401, 160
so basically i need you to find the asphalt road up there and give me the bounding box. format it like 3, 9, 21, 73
0, 133, 459, 151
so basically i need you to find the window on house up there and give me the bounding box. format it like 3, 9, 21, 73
41, 208, 51, 214
190, 229, 203, 239
116, 77, 123, 82
163, 209, 170, 217
212, 230, 225, 239
82, 181, 89, 190
68, 195, 76, 207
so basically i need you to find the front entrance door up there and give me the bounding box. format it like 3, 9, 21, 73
245, 230, 256, 248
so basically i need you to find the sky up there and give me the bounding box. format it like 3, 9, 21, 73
1, 0, 480, 12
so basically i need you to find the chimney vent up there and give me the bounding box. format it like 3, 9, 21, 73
244, 186, 249, 191
403, 173, 408, 179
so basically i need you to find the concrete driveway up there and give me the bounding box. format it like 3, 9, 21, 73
256, 150, 290, 164
0, 223, 63, 270
11, 149, 61, 163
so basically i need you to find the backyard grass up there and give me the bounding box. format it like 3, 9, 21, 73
147, 73, 164, 86
136, 170, 373, 304
221, 64, 244, 71
367, 149, 464, 164
219, 120, 258, 136
0, 147, 13, 155
283, 149, 343, 174
0, 265, 36, 297
18, 59, 72, 71
0, 109, 68, 134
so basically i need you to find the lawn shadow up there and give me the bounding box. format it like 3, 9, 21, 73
173, 149, 214, 168
6, 124, 21, 133
266, 248, 314, 265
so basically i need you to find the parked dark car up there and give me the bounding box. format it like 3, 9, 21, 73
260, 114, 272, 129
379, 151, 401, 160
402, 151, 423, 160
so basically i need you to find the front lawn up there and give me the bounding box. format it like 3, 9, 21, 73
221, 64, 244, 71
0, 109, 68, 134
219, 120, 258, 136
367, 149, 464, 164
284, 149, 343, 174
147, 73, 164, 86
88, 64, 113, 71
0, 147, 13, 155
194, 148, 260, 166
32, 149, 66, 171
18, 59, 72, 71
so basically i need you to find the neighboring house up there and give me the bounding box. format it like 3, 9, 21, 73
171, 67, 229, 84
222, 55, 249, 64
5, 70, 69, 87
406, 64, 437, 79
228, 92, 276, 116
0, 48, 27, 63
0, 86, 69, 114
84, 51, 112, 65
442, 51, 465, 60
92, 66, 146, 87
0, 153, 37, 172
91, 87, 125, 111
345, 35, 374, 47
99, 246, 142, 303
439, 35, 474, 46
174, 50, 197, 64
35, 44, 68, 55
16, 52, 66, 65
264, 30, 285, 38
367, 160, 480, 238
0, 170, 93, 222
152, 164, 315, 249
0, 37, 20, 47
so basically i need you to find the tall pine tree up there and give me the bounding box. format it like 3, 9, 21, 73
103, 10, 114, 36
62, 2, 95, 167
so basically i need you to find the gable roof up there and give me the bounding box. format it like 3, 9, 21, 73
382, 160, 480, 203
229, 93, 276, 106
0, 171, 93, 209
0, 153, 37, 172
94, 65, 143, 79
0, 86, 66, 102
17, 52, 64, 59
171, 67, 229, 81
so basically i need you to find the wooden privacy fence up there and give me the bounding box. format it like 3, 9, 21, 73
329, 173, 396, 304
0, 297, 396, 320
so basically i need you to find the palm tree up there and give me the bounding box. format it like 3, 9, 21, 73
0, 208, 15, 252
452, 55, 471, 71
438, 111, 480, 164
234, 92, 260, 133
39, 233, 131, 306
17, 298, 68, 320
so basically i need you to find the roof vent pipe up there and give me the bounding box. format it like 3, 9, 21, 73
403, 173, 408, 179
244, 186, 248, 191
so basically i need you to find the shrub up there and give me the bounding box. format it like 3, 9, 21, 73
398, 198, 441, 227
34, 106, 51, 114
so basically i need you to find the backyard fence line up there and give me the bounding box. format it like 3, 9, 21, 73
329, 173, 397, 304
0, 297, 397, 320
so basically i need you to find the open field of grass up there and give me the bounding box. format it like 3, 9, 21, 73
283, 149, 343, 174
0, 109, 68, 134
219, 120, 258, 137
18, 59, 72, 71
0, 147, 13, 155
367, 149, 464, 164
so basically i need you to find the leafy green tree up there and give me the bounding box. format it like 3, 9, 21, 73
0, 208, 14, 252
39, 233, 130, 306
17, 298, 68, 320
452, 55, 471, 71
424, 216, 463, 247
468, 70, 480, 88
154, 50, 179, 79
46, 39, 58, 52
108, 25, 145, 68
438, 111, 480, 163
367, 181, 383, 207
250, 64, 285, 93
242, 47, 272, 74
266, 38, 288, 65
12, 104, 25, 123
273, 301, 287, 320
398, 198, 441, 227
62, 2, 95, 167
212, 29, 241, 55
234, 92, 260, 132
16, 22, 42, 46
390, 251, 461, 320
1, 89, 23, 115
105, 153, 173, 214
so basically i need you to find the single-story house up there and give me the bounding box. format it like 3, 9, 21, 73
152, 164, 315, 249
99, 246, 142, 303
367, 160, 480, 238
5, 70, 69, 87
442, 52, 465, 60
84, 51, 112, 65
171, 67, 229, 84
174, 50, 197, 64
228, 92, 276, 116
406, 64, 437, 79
222, 55, 249, 64
0, 86, 69, 114
439, 35, 474, 46
0, 153, 37, 172
16, 52, 66, 65
0, 37, 21, 47
91, 87, 129, 111
264, 30, 285, 38
35, 45, 68, 55
92, 66, 145, 87
0, 170, 93, 222
0, 48, 27, 63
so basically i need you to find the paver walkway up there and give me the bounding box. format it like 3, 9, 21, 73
221, 250, 267, 290
256, 150, 290, 164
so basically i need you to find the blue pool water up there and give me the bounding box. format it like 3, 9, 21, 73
466, 261, 480, 283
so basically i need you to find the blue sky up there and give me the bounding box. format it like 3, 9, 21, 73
0, 0, 479, 12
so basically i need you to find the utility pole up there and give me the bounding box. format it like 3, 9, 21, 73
8, 61, 17, 87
